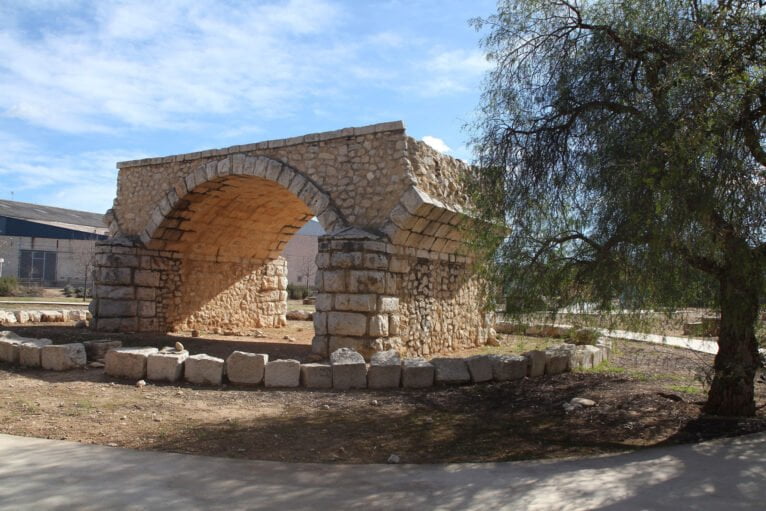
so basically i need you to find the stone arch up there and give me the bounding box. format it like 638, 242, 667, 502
139, 154, 346, 250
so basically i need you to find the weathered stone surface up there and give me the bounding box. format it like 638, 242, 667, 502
226, 351, 268, 385
0, 338, 21, 363
185, 354, 224, 385
327, 312, 367, 337
286, 310, 312, 321
147, 350, 189, 382
105, 347, 159, 379
300, 363, 333, 388
83, 339, 123, 361
401, 358, 434, 388
367, 350, 401, 389
524, 350, 546, 377
41, 343, 87, 371
431, 357, 471, 384
330, 348, 367, 389
490, 354, 527, 381
465, 355, 493, 383
264, 359, 300, 387
311, 335, 329, 357
545, 349, 570, 375
19, 338, 53, 367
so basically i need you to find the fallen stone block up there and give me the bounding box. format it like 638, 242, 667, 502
286, 309, 312, 321
0, 338, 21, 363
431, 358, 471, 385
367, 350, 401, 389
300, 363, 333, 388
19, 338, 53, 367
401, 358, 434, 388
0, 312, 17, 324
466, 355, 493, 383
105, 347, 159, 380
570, 346, 594, 370
13, 311, 29, 324
545, 349, 569, 375
265, 359, 301, 387
147, 350, 189, 382
83, 340, 123, 361
524, 350, 546, 377
40, 310, 65, 322
490, 354, 527, 381
226, 351, 268, 385
41, 343, 86, 370
330, 348, 367, 389
185, 354, 224, 385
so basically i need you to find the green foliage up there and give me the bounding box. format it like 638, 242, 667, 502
287, 283, 313, 300
0, 277, 18, 296
63, 285, 75, 297
470, 0, 766, 416
568, 328, 600, 346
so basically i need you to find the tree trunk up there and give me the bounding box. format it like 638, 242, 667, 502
703, 247, 761, 417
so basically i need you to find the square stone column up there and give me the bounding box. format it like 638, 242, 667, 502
311, 228, 401, 360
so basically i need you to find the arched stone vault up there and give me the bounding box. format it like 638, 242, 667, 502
93, 121, 494, 358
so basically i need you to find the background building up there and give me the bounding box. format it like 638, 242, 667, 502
282, 219, 323, 287
0, 199, 108, 286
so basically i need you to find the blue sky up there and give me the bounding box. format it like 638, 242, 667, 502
0, 0, 496, 214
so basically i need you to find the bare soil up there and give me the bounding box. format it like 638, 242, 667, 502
1, 323, 765, 464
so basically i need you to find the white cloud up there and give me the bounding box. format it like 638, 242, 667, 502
0, 0, 345, 133
408, 49, 491, 97
422, 135, 451, 153
0, 132, 146, 213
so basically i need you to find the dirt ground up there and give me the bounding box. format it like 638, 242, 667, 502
1, 322, 765, 464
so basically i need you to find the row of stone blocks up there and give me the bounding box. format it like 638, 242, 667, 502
1, 330, 610, 388
0, 309, 90, 325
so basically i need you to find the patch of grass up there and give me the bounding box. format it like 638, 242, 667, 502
667, 384, 703, 395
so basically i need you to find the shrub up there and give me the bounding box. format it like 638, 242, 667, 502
568, 328, 600, 346
287, 283, 307, 300
63, 284, 75, 297
0, 276, 18, 296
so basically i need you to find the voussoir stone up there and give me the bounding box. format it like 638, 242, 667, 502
41, 343, 87, 371
401, 358, 434, 388
431, 357, 471, 385
465, 355, 493, 383
330, 348, 367, 389
367, 350, 402, 389
185, 354, 224, 385
147, 350, 189, 382
490, 354, 527, 381
264, 359, 301, 387
300, 363, 333, 389
19, 338, 53, 367
105, 347, 159, 379
226, 351, 268, 385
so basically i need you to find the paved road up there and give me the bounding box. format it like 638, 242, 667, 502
0, 432, 764, 510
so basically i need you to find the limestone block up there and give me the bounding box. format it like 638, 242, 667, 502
490, 355, 527, 381
367, 350, 401, 389
348, 271, 386, 294
312, 335, 329, 357
327, 312, 367, 336
545, 349, 569, 375
66, 310, 88, 321
19, 338, 53, 367
147, 350, 189, 382
571, 346, 595, 370
525, 350, 546, 377
40, 310, 65, 322
334, 294, 376, 312
14, 310, 29, 324
185, 354, 224, 385
389, 315, 400, 335
264, 359, 301, 387
431, 358, 471, 385
314, 293, 333, 311
226, 351, 268, 385
368, 314, 389, 337
322, 270, 347, 292
330, 348, 367, 390
98, 300, 137, 318
0, 338, 21, 363
377, 296, 399, 313
83, 340, 123, 361
300, 363, 333, 389
41, 343, 87, 371
105, 347, 159, 379
401, 358, 434, 388
466, 355, 493, 383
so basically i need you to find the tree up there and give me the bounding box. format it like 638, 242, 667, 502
470, 0, 766, 416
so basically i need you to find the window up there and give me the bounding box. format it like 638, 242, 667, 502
19, 250, 57, 284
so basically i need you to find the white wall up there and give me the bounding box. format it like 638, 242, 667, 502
0, 235, 96, 286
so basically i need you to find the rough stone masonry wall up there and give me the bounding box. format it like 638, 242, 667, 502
92, 238, 287, 333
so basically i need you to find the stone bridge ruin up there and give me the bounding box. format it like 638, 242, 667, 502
92, 121, 493, 358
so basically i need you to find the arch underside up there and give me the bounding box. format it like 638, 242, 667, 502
150, 174, 316, 332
